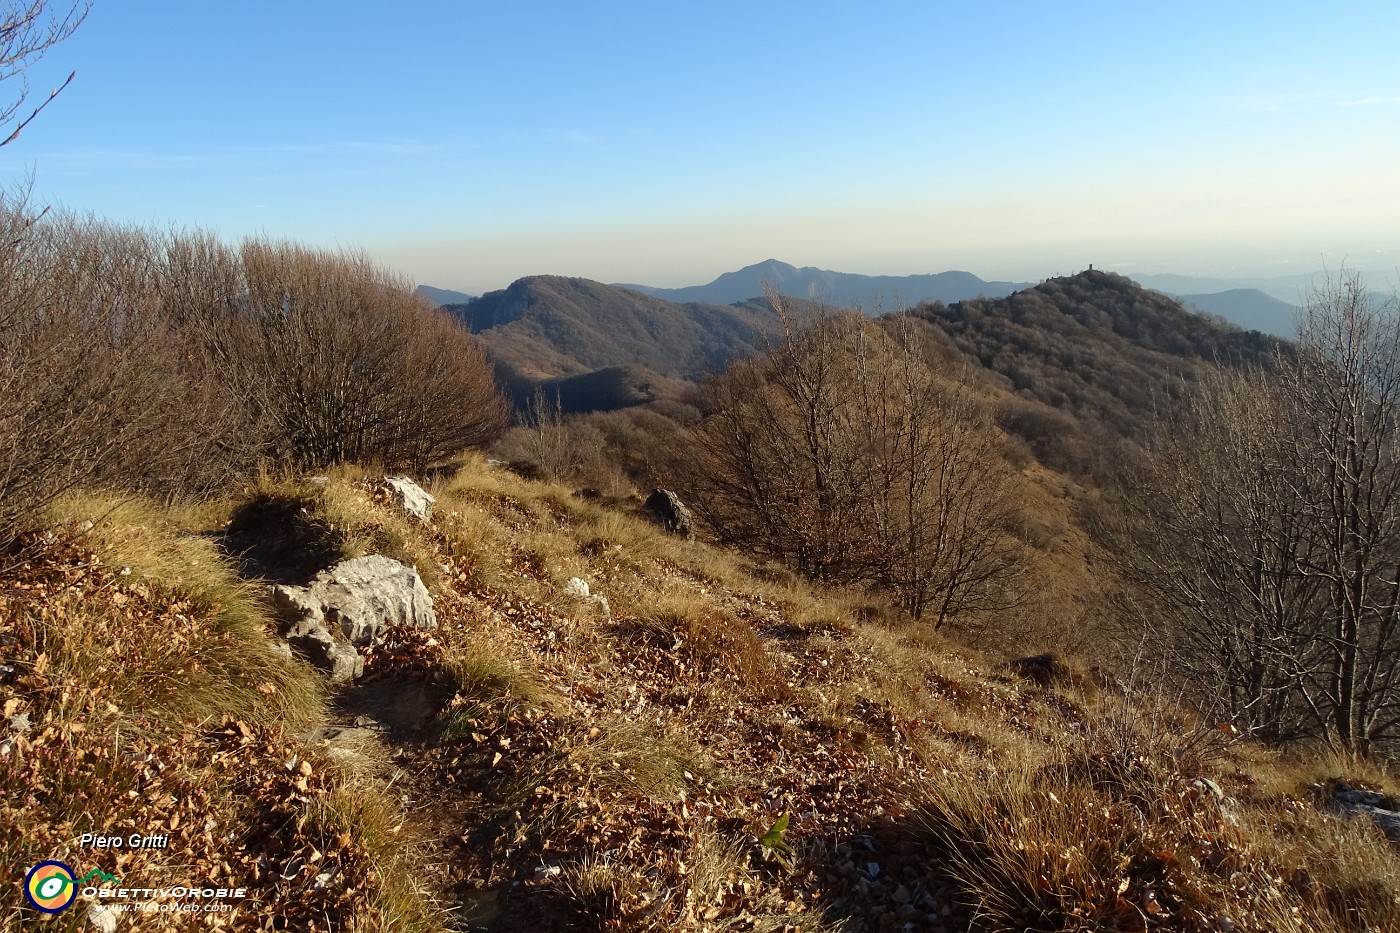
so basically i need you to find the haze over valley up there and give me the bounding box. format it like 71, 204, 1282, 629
421, 258, 1315, 337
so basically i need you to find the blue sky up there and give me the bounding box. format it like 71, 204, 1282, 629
1, 0, 1397, 293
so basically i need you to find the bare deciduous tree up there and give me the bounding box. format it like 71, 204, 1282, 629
195, 238, 507, 471
0, 1, 89, 146
1109, 271, 1400, 754
1289, 273, 1400, 753
1101, 366, 1325, 741
687, 307, 875, 583
855, 318, 1025, 625
686, 297, 1025, 626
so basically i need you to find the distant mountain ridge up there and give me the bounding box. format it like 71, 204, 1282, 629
1167, 289, 1298, 336
617, 259, 1029, 307
445, 268, 1290, 439
424, 263, 1330, 337
444, 276, 789, 408
417, 285, 476, 306
1129, 272, 1317, 304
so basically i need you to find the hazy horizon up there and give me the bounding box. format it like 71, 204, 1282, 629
428, 253, 1392, 301
0, 2, 1396, 296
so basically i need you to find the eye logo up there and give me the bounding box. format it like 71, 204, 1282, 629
25, 860, 77, 913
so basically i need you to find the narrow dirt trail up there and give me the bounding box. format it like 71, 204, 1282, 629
299, 669, 495, 931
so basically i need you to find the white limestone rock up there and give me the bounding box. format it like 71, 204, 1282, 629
385, 476, 435, 523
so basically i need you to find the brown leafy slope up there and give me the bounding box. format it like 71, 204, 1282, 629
0, 494, 434, 932
318, 467, 1400, 933
8, 466, 1397, 932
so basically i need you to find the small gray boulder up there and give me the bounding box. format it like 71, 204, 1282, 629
385, 476, 435, 523
562, 576, 611, 618
642, 489, 694, 538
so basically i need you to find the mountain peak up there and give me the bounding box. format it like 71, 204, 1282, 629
617, 261, 1029, 307
737, 258, 800, 276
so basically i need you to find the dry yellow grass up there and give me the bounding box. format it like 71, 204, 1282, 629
7, 459, 1397, 932
0, 491, 446, 932
37, 491, 324, 730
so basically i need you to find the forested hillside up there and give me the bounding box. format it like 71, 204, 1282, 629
448, 277, 783, 385
471, 268, 1286, 486
906, 270, 1285, 479
915, 270, 1277, 419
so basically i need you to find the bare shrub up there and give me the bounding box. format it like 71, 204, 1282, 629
0, 207, 505, 545
494, 388, 612, 485
192, 238, 508, 470
0, 203, 242, 543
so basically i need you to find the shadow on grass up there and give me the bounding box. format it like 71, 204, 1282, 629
805, 814, 973, 933
218, 492, 346, 585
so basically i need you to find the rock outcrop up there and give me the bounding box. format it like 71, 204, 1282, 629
642, 488, 694, 538
271, 555, 436, 683
385, 476, 435, 523
1326, 780, 1400, 843
563, 576, 611, 618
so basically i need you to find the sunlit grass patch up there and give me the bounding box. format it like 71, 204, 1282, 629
310, 785, 444, 933
436, 647, 545, 740
33, 492, 324, 730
